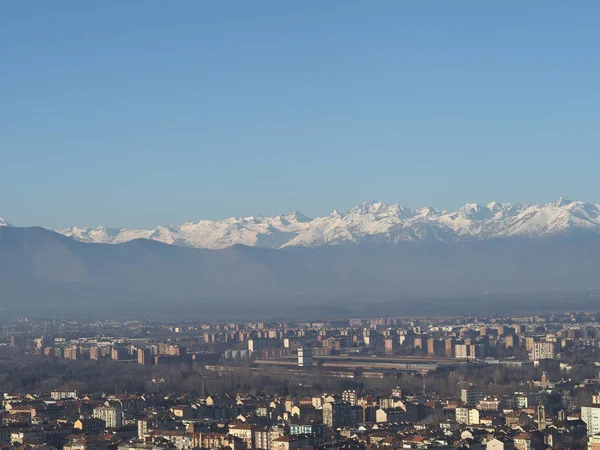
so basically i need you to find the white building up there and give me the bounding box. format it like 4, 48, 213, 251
93, 406, 123, 429
455, 407, 479, 425
582, 406, 600, 436
51, 390, 77, 400
531, 342, 556, 360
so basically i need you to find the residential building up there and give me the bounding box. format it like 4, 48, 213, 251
93, 406, 123, 429
582, 406, 600, 436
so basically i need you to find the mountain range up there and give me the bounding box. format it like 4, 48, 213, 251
2, 198, 596, 250
1, 198, 600, 319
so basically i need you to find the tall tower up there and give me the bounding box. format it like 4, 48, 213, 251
537, 404, 546, 431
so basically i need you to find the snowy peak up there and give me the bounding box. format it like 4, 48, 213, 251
349, 200, 387, 215
0, 217, 10, 227
40, 198, 600, 249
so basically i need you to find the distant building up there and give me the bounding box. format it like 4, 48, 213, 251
460, 388, 486, 407
74, 418, 106, 434
138, 348, 152, 365
51, 390, 77, 400
64, 346, 81, 360
589, 434, 600, 450
10, 335, 25, 348
487, 437, 515, 450
137, 419, 151, 439
297, 348, 313, 368
582, 406, 600, 436
531, 341, 556, 361
111, 347, 128, 361
89, 347, 101, 360
455, 407, 479, 425
384, 338, 396, 356
341, 390, 357, 406
93, 406, 122, 429
322, 402, 351, 429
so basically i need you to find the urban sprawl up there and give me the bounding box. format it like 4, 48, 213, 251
3, 313, 600, 450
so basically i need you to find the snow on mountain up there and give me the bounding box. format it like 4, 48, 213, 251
53, 199, 600, 249
0, 217, 10, 227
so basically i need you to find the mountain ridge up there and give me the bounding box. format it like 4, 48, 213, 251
1, 224, 600, 317
3, 198, 600, 250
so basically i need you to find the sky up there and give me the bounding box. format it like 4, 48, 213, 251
1, 1, 600, 229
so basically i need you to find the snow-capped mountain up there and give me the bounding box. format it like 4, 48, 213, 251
0, 217, 10, 227
51, 198, 600, 249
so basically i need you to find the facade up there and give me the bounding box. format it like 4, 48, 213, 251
531, 342, 556, 361
322, 402, 351, 429
74, 419, 106, 434
589, 434, 600, 450
384, 338, 395, 356
93, 406, 123, 429
460, 388, 487, 407
51, 390, 77, 400
455, 407, 479, 425
341, 389, 357, 406
227, 424, 254, 448
487, 437, 515, 450
297, 348, 313, 368
138, 348, 152, 365
582, 406, 600, 436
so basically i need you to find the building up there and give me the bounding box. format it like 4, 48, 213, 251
93, 406, 123, 429
137, 419, 151, 439
487, 437, 515, 450
505, 335, 519, 348
322, 402, 351, 429
227, 423, 254, 448
427, 339, 445, 356
531, 341, 556, 361
253, 427, 270, 450
297, 348, 313, 368
138, 348, 152, 365
111, 347, 128, 361
589, 434, 600, 450
513, 432, 543, 450
341, 390, 357, 406
455, 407, 479, 425
64, 346, 81, 360
74, 418, 106, 434
64, 437, 109, 450
376, 407, 406, 423
477, 396, 502, 411
89, 347, 101, 360
384, 338, 396, 356
582, 406, 600, 436
51, 390, 77, 400
460, 388, 487, 407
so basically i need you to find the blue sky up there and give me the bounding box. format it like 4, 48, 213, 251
1, 1, 599, 228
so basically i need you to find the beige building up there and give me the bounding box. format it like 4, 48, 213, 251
487, 437, 515, 450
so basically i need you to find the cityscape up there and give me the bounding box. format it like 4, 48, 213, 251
2, 312, 600, 449
4, 2, 600, 450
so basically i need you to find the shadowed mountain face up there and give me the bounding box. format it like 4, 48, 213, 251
0, 226, 600, 319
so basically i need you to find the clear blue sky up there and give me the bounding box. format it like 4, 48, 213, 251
2, 1, 599, 228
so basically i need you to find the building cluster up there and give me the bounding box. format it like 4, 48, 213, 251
4, 313, 600, 448
3, 384, 600, 450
